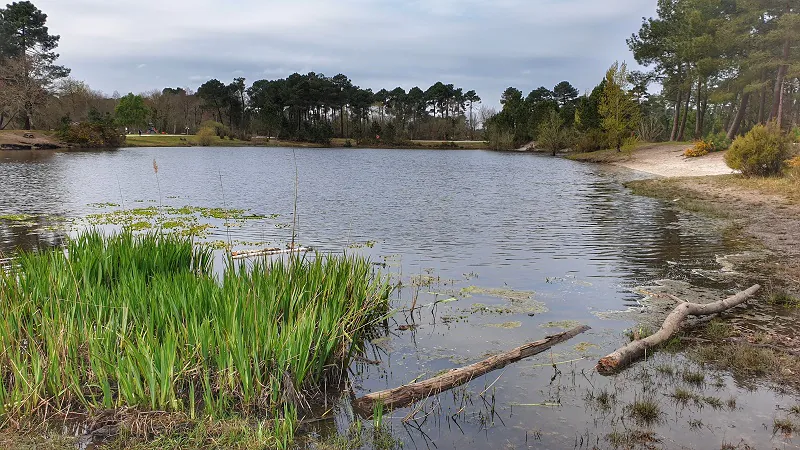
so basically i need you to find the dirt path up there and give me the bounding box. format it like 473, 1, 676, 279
612, 143, 735, 177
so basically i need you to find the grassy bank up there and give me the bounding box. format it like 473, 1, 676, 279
124, 135, 490, 150
124, 135, 256, 148
329, 138, 489, 150
0, 231, 390, 447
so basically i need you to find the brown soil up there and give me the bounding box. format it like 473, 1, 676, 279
0, 130, 65, 149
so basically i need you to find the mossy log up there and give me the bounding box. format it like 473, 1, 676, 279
354, 325, 590, 413
597, 285, 761, 374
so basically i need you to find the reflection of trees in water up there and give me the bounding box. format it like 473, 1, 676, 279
580, 180, 735, 289
0, 150, 58, 163
0, 218, 66, 255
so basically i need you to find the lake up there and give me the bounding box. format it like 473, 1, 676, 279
0, 147, 794, 449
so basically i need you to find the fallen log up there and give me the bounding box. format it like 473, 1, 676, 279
230, 246, 310, 260
597, 284, 761, 374
354, 325, 590, 412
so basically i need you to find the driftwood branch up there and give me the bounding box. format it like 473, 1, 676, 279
230, 246, 310, 260
597, 285, 761, 374
354, 325, 590, 412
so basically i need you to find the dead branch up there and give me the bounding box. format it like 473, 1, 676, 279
230, 246, 310, 260
354, 325, 590, 413
597, 285, 761, 374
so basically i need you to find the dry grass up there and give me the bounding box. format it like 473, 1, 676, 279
720, 173, 800, 203
692, 343, 800, 388
0, 431, 76, 450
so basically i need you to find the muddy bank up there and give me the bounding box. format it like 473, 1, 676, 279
0, 131, 66, 150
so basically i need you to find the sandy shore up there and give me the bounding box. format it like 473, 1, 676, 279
612, 143, 735, 177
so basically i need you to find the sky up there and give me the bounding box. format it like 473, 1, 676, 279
37, 0, 658, 107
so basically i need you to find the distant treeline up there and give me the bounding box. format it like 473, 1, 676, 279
194, 74, 483, 143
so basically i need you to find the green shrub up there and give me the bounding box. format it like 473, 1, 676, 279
706, 131, 732, 151
59, 122, 125, 148
196, 127, 216, 146
199, 120, 231, 138
486, 123, 515, 151
537, 111, 574, 156
725, 122, 791, 177
573, 129, 607, 152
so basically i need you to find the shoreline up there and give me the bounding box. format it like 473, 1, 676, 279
570, 141, 799, 284
0, 130, 492, 151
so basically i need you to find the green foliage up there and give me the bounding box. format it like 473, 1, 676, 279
706, 131, 732, 151
575, 79, 605, 132
59, 113, 125, 148
599, 61, 641, 152
199, 120, 230, 138
486, 122, 515, 151
573, 129, 607, 152
0, 1, 70, 129
537, 110, 573, 155
0, 231, 390, 434
116, 93, 149, 129
725, 122, 791, 177
0, 1, 60, 58
196, 127, 216, 146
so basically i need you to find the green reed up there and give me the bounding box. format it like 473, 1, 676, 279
0, 231, 390, 428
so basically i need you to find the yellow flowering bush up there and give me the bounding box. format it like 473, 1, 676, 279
684, 140, 714, 157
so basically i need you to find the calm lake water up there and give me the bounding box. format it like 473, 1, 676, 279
0, 147, 796, 449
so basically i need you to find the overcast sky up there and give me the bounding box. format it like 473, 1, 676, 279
37, 0, 657, 106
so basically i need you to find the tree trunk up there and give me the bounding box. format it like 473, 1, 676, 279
694, 79, 704, 139
724, 93, 738, 132
597, 285, 761, 374
777, 78, 791, 129
758, 83, 768, 124
354, 325, 590, 413
770, 37, 791, 121
677, 89, 691, 141
698, 96, 708, 137
670, 90, 683, 142
727, 92, 751, 140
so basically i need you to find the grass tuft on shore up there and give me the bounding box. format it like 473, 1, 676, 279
0, 231, 390, 443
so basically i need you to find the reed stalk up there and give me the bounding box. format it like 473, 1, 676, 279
0, 231, 390, 438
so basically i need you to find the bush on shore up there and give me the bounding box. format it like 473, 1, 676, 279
196, 127, 216, 146
59, 121, 125, 148
725, 122, 791, 177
